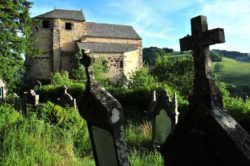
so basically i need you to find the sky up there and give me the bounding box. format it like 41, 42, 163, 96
30, 0, 250, 52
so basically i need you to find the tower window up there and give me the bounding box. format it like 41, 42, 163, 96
65, 22, 72, 30
42, 20, 49, 28
120, 60, 124, 68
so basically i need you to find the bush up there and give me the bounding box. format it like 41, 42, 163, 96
37, 101, 92, 156
217, 82, 250, 131
151, 55, 194, 97
38, 83, 85, 103
51, 71, 74, 86
129, 67, 157, 90
0, 104, 21, 130
37, 102, 84, 131
214, 63, 224, 72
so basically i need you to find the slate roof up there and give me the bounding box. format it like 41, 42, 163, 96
86, 22, 141, 40
35, 9, 85, 21
77, 42, 138, 53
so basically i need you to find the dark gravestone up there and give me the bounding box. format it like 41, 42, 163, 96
0, 86, 4, 101
57, 86, 77, 109
24, 89, 39, 107
161, 15, 250, 166
78, 50, 130, 166
13, 93, 22, 112
23, 89, 39, 113
149, 90, 179, 147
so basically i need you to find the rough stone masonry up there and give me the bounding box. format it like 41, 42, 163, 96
26, 9, 142, 83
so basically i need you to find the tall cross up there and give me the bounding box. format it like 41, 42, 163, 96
180, 16, 225, 108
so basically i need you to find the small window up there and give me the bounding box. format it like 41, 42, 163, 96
120, 60, 124, 68
42, 20, 49, 28
65, 22, 72, 30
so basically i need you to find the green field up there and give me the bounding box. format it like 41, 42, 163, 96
212, 57, 250, 86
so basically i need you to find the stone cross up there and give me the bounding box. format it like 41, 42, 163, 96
161, 15, 250, 166
78, 49, 130, 166
180, 15, 225, 108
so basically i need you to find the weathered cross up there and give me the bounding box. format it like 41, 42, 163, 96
180, 15, 225, 108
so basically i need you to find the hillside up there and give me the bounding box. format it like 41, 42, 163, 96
213, 49, 250, 62
212, 57, 250, 86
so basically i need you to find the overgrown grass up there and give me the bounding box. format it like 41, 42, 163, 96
212, 57, 250, 86
0, 102, 163, 165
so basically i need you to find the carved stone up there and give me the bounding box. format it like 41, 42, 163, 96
161, 15, 250, 166
78, 50, 130, 166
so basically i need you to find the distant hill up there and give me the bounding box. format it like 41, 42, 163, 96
143, 47, 250, 65
143, 47, 191, 65
213, 49, 250, 62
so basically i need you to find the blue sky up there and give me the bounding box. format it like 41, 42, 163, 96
30, 0, 250, 52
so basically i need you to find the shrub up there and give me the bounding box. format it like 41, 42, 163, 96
214, 63, 224, 72
0, 104, 21, 130
38, 83, 85, 103
51, 71, 74, 86
129, 66, 157, 90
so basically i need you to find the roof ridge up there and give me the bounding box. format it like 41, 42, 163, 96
34, 9, 85, 21
86, 22, 132, 27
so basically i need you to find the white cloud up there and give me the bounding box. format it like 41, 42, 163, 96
198, 0, 250, 52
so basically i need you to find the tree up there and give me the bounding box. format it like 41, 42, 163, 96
151, 55, 194, 96
0, 0, 35, 91
210, 50, 223, 62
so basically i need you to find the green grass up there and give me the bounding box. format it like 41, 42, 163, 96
212, 57, 250, 86
0, 103, 163, 166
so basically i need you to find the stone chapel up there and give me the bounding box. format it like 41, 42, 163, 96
26, 9, 142, 82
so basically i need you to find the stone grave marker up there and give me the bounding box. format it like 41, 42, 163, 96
149, 90, 178, 147
78, 49, 130, 166
160, 15, 250, 166
0, 79, 7, 101
13, 93, 22, 112
23, 89, 39, 112
57, 86, 77, 109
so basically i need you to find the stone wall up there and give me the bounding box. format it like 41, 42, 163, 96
28, 17, 142, 82
123, 49, 141, 79
90, 53, 123, 82
26, 19, 53, 80
53, 19, 86, 72
26, 57, 52, 80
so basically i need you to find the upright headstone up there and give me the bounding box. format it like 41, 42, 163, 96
78, 50, 130, 166
57, 86, 77, 109
13, 93, 22, 112
0, 79, 7, 101
24, 89, 39, 112
161, 15, 250, 166
149, 90, 179, 147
